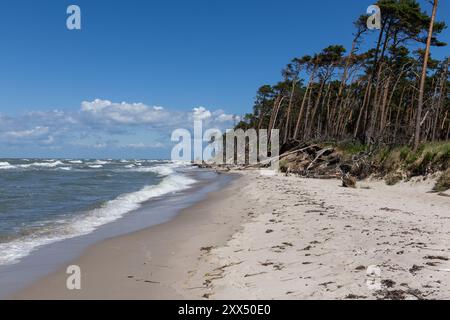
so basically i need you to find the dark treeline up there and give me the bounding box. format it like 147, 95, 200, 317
236, 0, 449, 151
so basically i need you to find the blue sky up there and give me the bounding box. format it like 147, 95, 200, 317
0, 0, 448, 158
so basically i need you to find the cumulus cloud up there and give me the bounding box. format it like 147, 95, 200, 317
81, 99, 170, 125
0, 99, 238, 153
79, 99, 237, 131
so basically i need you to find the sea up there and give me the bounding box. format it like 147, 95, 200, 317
0, 158, 199, 266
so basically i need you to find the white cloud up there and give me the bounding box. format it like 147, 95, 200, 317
192, 106, 212, 120
0, 99, 238, 152
4, 126, 49, 139
81, 99, 112, 113
216, 113, 236, 123
81, 99, 169, 125
80, 99, 236, 129
211, 109, 239, 123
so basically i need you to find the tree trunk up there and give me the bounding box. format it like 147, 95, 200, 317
293, 65, 317, 139
379, 74, 392, 132
354, 77, 371, 139
284, 79, 297, 143
306, 76, 327, 139
414, 0, 438, 151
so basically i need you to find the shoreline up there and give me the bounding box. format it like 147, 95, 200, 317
0, 168, 235, 299
11, 170, 450, 300
12, 172, 248, 299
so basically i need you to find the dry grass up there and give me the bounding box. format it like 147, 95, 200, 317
380, 141, 450, 181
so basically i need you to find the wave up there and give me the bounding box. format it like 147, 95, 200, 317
69, 173, 196, 235
29, 161, 65, 168
145, 159, 171, 163
90, 160, 110, 165
0, 159, 180, 172
131, 165, 175, 176
0, 161, 66, 170
88, 165, 103, 169
68, 160, 83, 164
0, 161, 24, 170
0, 164, 196, 266
0, 162, 16, 170
0, 166, 13, 170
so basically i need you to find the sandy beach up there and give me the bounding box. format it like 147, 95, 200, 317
13, 171, 450, 300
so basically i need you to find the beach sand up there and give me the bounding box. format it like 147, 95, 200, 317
13, 171, 450, 300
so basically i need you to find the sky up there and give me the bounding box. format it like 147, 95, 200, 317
0, 0, 448, 159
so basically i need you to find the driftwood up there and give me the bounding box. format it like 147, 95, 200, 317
277, 143, 365, 185
198, 142, 371, 186
306, 147, 334, 171
243, 144, 321, 169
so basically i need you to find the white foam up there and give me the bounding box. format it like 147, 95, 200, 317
29, 161, 64, 168
146, 159, 171, 163
88, 165, 103, 169
0, 162, 16, 170
0, 164, 196, 265
132, 165, 175, 176
68, 160, 83, 164
91, 160, 110, 165
0, 160, 73, 170
69, 173, 196, 235
0, 162, 16, 169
